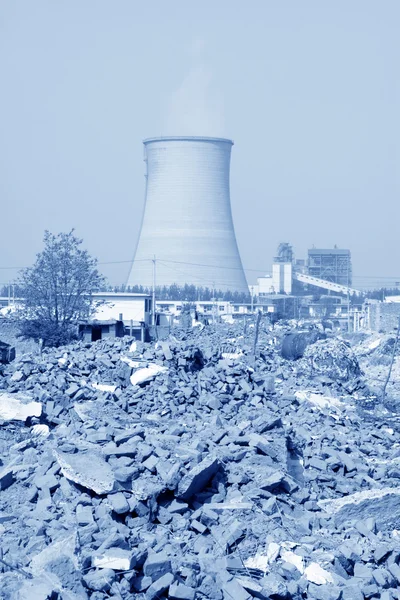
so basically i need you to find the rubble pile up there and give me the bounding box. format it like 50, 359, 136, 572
298, 338, 362, 383
0, 323, 400, 599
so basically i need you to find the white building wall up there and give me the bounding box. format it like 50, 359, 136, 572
283, 263, 292, 294
272, 264, 281, 293
92, 294, 150, 324
257, 276, 274, 294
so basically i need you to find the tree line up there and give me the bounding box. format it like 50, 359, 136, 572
3, 230, 399, 347
99, 283, 251, 304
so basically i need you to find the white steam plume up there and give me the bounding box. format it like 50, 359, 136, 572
164, 40, 226, 137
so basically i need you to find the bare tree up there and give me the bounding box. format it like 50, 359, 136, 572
18, 231, 105, 346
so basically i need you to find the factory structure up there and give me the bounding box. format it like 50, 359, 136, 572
253, 243, 359, 299
127, 136, 248, 293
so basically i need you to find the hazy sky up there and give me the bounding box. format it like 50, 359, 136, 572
1, 1, 399, 290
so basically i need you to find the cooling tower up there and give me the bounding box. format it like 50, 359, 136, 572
127, 136, 248, 293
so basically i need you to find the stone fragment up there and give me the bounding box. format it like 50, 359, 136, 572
92, 547, 135, 571
35, 473, 59, 492
362, 583, 379, 598
319, 488, 400, 530
83, 568, 115, 592
76, 504, 94, 526
260, 573, 288, 598
65, 383, 80, 397
143, 551, 171, 581
177, 455, 220, 500
341, 584, 364, 600
260, 471, 297, 494
169, 581, 196, 600
109, 492, 130, 514
221, 578, 252, 600
145, 572, 174, 600
304, 563, 334, 585
167, 499, 188, 514
374, 544, 392, 563
388, 562, 400, 584
0, 466, 15, 490
54, 450, 115, 495
308, 457, 327, 471
130, 364, 168, 386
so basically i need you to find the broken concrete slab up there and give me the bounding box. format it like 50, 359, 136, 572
130, 364, 168, 386
319, 488, 400, 530
0, 391, 41, 422
54, 450, 115, 495
92, 547, 135, 571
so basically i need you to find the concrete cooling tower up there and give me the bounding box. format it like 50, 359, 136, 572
127, 136, 248, 293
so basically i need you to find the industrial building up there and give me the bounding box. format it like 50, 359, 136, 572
307, 248, 352, 286
253, 244, 358, 300
127, 136, 248, 293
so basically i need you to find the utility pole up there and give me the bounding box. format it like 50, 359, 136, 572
347, 263, 350, 332
152, 256, 156, 327
212, 282, 216, 325
250, 286, 254, 314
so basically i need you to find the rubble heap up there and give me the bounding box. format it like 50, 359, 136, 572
0, 323, 399, 599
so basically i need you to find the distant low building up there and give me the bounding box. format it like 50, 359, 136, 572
88, 292, 152, 340
79, 319, 125, 343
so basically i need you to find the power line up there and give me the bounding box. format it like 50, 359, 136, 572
2, 257, 400, 284
157, 260, 238, 290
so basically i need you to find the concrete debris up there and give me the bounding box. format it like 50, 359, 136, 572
0, 391, 42, 421
0, 322, 399, 598
299, 337, 361, 381
130, 363, 168, 386
92, 547, 135, 571
91, 382, 117, 393
304, 562, 334, 585
54, 450, 115, 495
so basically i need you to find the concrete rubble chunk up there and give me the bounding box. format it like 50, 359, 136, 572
130, 363, 168, 386
177, 455, 220, 500
29, 533, 78, 575
76, 503, 94, 525
222, 578, 252, 600
169, 581, 196, 600
0, 391, 42, 421
83, 568, 115, 592
92, 547, 135, 571
319, 488, 400, 530
304, 563, 334, 585
0, 466, 15, 490
109, 491, 130, 514
143, 551, 172, 581
146, 572, 174, 600
91, 382, 117, 393
54, 450, 115, 495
